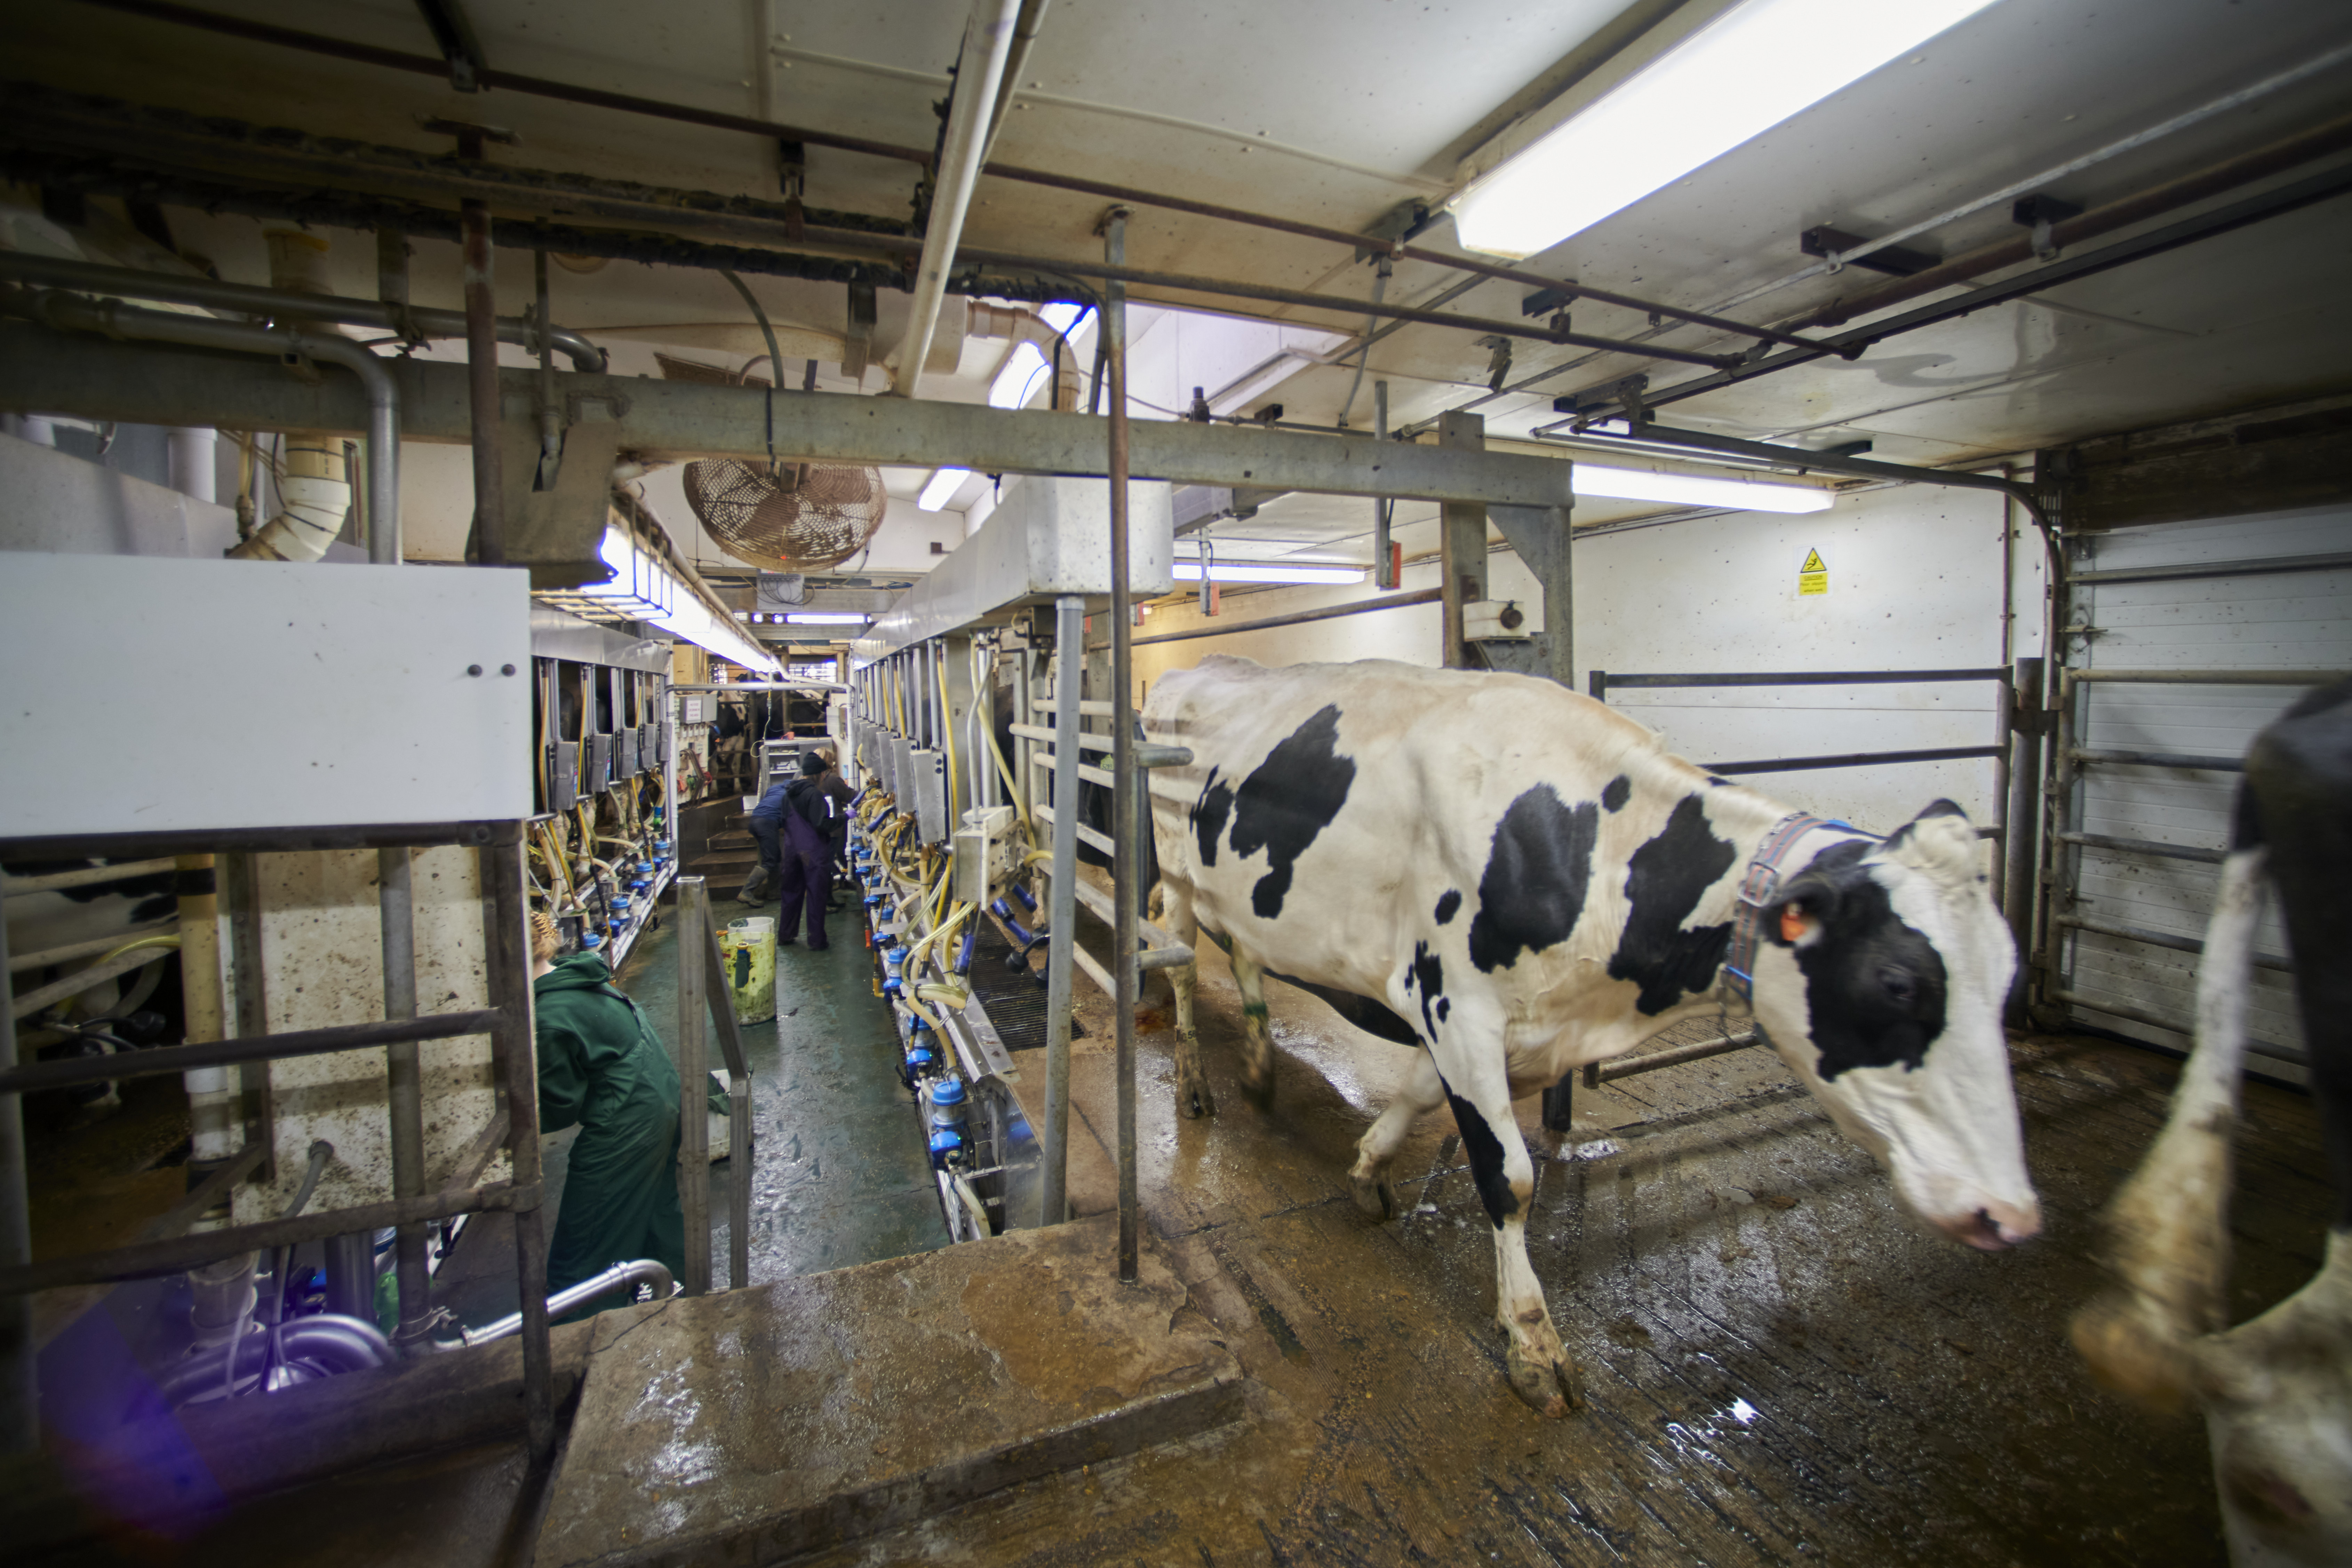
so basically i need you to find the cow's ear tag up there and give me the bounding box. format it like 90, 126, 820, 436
1779, 907, 1814, 945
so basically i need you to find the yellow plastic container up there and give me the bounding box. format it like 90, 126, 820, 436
718, 916, 778, 1025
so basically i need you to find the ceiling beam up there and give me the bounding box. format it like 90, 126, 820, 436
0, 325, 1576, 508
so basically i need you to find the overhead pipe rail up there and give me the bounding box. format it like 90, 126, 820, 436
2036, 666, 2340, 1066
0, 820, 557, 1460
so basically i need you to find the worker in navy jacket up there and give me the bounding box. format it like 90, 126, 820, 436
775, 750, 854, 948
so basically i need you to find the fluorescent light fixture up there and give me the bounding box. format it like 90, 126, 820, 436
917, 468, 970, 511
1172, 563, 1368, 585
988, 340, 1051, 409
785, 612, 870, 624
1451, 0, 2001, 257
652, 593, 780, 674
580, 525, 672, 620
1574, 463, 1831, 514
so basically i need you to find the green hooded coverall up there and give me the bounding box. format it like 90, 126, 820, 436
532, 951, 688, 1316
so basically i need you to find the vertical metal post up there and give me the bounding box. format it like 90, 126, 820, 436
1991, 676, 2014, 917
481, 828, 553, 1459
675, 877, 712, 1295
1544, 502, 1576, 687
1588, 671, 1608, 703
1437, 411, 1487, 668
376, 226, 408, 310
1014, 644, 1036, 827
462, 194, 505, 564
2040, 669, 2079, 1016
0, 898, 31, 1451
533, 247, 559, 484
1372, 380, 1396, 591
1040, 596, 1084, 1226
943, 633, 976, 821
2005, 656, 2046, 1018
224, 852, 273, 1178
380, 847, 432, 1347
1103, 206, 1141, 1285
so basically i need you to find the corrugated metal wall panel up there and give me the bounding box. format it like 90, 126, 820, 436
2056, 502, 2352, 1073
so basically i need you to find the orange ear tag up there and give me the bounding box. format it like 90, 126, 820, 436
1779, 907, 1810, 944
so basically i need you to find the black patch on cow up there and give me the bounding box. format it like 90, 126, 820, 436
1191, 769, 1233, 868
1774, 842, 1950, 1080
1433, 890, 1462, 925
1228, 705, 1356, 920
1446, 1088, 1519, 1228
1467, 785, 1597, 974
1608, 794, 1738, 1013
1264, 964, 1420, 1047
1404, 940, 1445, 1041
1435, 997, 1450, 1022
1600, 775, 1631, 813
1706, 775, 1733, 788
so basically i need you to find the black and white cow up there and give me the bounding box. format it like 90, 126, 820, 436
2073, 678, 2352, 1565
1145, 655, 2040, 1415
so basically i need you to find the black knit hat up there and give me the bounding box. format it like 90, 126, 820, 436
799, 750, 827, 777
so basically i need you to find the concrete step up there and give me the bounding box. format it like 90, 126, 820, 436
532, 1215, 1244, 1566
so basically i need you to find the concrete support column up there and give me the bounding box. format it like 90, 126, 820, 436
1438, 411, 1488, 669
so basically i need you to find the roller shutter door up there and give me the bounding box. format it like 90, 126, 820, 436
2047, 503, 2352, 1074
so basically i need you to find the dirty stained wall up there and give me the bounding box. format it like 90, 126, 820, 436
229, 845, 507, 1224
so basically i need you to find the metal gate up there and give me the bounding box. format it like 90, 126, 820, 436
2039, 504, 2352, 1070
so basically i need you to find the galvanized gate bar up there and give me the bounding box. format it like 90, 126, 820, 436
675, 877, 713, 1296
697, 912, 754, 1291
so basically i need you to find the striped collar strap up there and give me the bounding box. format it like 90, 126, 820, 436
1723, 813, 1871, 1008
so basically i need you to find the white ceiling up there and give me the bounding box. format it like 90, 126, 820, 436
10, 0, 2352, 564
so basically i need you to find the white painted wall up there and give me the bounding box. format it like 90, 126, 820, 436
1133, 483, 2036, 842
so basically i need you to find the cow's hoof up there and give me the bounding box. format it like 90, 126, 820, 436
1506, 1342, 1583, 1418
1178, 1070, 1217, 1120
1349, 1171, 1397, 1221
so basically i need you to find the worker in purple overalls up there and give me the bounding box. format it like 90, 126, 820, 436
775, 750, 853, 949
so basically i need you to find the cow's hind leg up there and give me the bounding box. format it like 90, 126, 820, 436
1350, 1052, 1445, 1221
1440, 1046, 1580, 1416
1227, 948, 1277, 1111
1155, 881, 1214, 1119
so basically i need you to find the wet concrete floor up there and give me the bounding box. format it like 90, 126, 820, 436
786, 936, 2328, 1568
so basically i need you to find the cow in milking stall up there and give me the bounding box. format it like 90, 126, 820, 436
2072, 678, 2352, 1566
1144, 655, 2039, 1416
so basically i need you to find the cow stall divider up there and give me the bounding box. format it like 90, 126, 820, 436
0, 820, 557, 1460
2037, 666, 2336, 1066
1560, 663, 2040, 1138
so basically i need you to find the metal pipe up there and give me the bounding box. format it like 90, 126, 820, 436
1129, 586, 1443, 647
378, 847, 431, 1348
464, 1258, 676, 1345
2067, 747, 2243, 773
2003, 656, 2044, 1017
18, 290, 402, 563
0, 886, 27, 1449
462, 197, 504, 564
1598, 1031, 1760, 1081
8, 917, 178, 970
893, 0, 1022, 397
0, 1177, 536, 1295
675, 877, 711, 1295
0, 1010, 503, 1097
1701, 744, 2004, 777
533, 248, 559, 476
2047, 989, 2308, 1068
2055, 830, 2227, 866
479, 833, 554, 1460
1557, 423, 2038, 517
1597, 666, 2009, 690
2070, 551, 2352, 586
1372, 380, 1396, 590
1039, 594, 1083, 1226
1105, 208, 1142, 1285
2065, 668, 2330, 687
1991, 671, 2014, 918
2057, 913, 2293, 974
0, 252, 605, 372
156, 1312, 395, 1404
978, 0, 1052, 166
2, 856, 179, 896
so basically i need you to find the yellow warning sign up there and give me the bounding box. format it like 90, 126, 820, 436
1797, 547, 1828, 597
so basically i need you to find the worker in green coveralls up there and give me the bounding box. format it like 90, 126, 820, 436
528, 913, 688, 1319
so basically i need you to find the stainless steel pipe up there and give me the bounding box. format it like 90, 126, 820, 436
378, 847, 431, 1348
1105, 207, 1141, 1286
1039, 595, 1083, 1226
464, 1258, 677, 1345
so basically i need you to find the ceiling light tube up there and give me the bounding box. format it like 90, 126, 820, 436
917, 468, 971, 511
1450, 0, 2001, 258
1172, 563, 1368, 585
1573, 463, 1831, 514
784, 612, 871, 624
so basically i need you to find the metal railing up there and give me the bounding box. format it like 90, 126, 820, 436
0, 820, 555, 1458
671, 876, 753, 1295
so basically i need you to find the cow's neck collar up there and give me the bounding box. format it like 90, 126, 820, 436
1722, 813, 1877, 1010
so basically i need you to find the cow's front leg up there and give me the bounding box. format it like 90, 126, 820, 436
1227, 948, 1277, 1111
1158, 883, 1214, 1119
1350, 1051, 1445, 1221
1441, 1053, 1581, 1416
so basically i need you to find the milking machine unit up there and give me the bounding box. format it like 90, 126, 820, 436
527, 653, 677, 967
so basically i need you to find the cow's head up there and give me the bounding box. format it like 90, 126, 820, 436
1747, 801, 2040, 1249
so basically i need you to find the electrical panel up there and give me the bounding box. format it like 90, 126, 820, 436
647, 721, 666, 767
548, 741, 580, 812
641, 722, 661, 771
890, 734, 915, 804
585, 732, 613, 794
954, 805, 1016, 906
909, 746, 946, 844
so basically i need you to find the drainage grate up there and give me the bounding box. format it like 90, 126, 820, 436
966, 914, 1050, 1054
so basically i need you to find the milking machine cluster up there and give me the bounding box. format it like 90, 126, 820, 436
528, 655, 677, 968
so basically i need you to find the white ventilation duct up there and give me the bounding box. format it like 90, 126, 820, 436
229, 227, 354, 562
